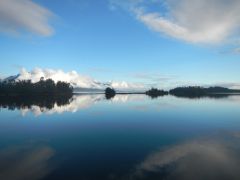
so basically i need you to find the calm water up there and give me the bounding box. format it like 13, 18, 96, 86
1, 94, 240, 180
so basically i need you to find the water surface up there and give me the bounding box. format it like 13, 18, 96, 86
0, 94, 240, 180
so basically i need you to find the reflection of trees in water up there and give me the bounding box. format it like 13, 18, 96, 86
171, 93, 232, 99
0, 94, 238, 116
0, 95, 73, 111
0, 94, 149, 115
0, 95, 105, 116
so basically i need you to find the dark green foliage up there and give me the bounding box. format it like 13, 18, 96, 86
169, 86, 206, 97
105, 87, 116, 99
0, 79, 73, 96
146, 88, 168, 98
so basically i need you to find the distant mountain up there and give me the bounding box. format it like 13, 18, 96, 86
206, 86, 240, 93
2, 74, 20, 83
2, 74, 109, 93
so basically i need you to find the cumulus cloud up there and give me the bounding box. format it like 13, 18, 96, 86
0, 0, 54, 36
112, 0, 240, 44
18, 68, 101, 88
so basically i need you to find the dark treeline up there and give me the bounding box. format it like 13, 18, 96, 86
0, 95, 73, 111
169, 86, 206, 97
0, 78, 73, 96
146, 88, 168, 98
169, 86, 240, 98
145, 86, 240, 99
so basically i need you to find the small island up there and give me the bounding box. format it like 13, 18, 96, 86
105, 87, 116, 99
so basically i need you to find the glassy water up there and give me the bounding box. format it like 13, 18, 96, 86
1, 94, 240, 180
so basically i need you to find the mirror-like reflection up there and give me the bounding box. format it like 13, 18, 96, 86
1, 94, 239, 116
20, 94, 104, 116
1, 94, 240, 180
171, 93, 232, 99
0, 94, 150, 116
0, 95, 73, 111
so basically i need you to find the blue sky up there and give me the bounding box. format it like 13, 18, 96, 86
1, 0, 240, 89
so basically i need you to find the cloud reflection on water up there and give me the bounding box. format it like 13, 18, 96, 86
131, 133, 240, 180
21, 94, 104, 116
0, 143, 55, 180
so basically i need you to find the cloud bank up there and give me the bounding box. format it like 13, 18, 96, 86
16, 68, 146, 91
18, 68, 102, 89
112, 0, 240, 44
0, 0, 54, 36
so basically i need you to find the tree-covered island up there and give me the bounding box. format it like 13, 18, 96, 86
146, 88, 169, 98
105, 87, 116, 99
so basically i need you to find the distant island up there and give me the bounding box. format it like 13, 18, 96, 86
0, 78, 73, 96
169, 86, 240, 98
105, 87, 116, 99
145, 86, 240, 98
146, 88, 168, 98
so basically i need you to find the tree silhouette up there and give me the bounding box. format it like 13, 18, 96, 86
146, 88, 168, 98
0, 78, 73, 96
169, 86, 240, 98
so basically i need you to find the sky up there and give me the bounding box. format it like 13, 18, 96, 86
1, 0, 240, 90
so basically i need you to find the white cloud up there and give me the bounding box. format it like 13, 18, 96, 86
113, 0, 240, 44
0, 0, 54, 36
16, 68, 146, 91
18, 68, 103, 89
111, 81, 146, 91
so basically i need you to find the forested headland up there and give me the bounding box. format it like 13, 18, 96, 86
0, 78, 73, 96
